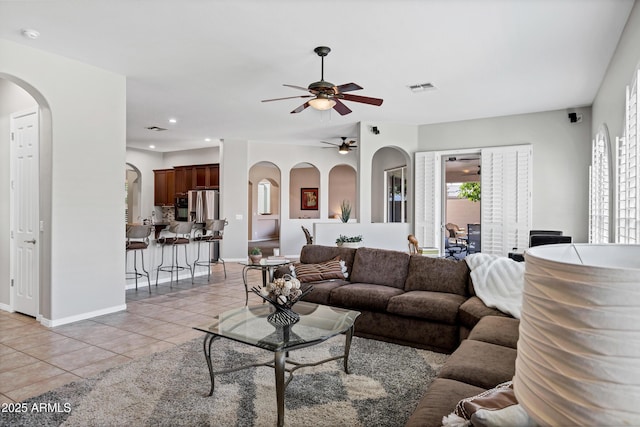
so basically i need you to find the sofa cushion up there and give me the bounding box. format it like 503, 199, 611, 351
458, 296, 510, 330
350, 247, 410, 289
300, 244, 357, 277
387, 291, 466, 324
405, 378, 485, 427
404, 255, 470, 296
329, 283, 404, 312
468, 316, 520, 349
289, 258, 346, 282
438, 340, 517, 390
298, 280, 348, 305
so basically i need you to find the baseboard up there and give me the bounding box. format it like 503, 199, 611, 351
40, 304, 127, 327
125, 269, 212, 290
0, 302, 12, 313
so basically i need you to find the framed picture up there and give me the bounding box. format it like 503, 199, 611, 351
301, 188, 319, 210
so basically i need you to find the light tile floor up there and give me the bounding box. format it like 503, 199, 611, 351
0, 263, 267, 404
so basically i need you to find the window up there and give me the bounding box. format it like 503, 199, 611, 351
257, 179, 271, 214
386, 166, 407, 222
616, 68, 639, 243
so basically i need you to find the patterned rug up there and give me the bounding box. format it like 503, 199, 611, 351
3, 336, 447, 427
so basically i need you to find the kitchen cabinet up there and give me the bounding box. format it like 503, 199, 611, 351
153, 169, 175, 206
154, 163, 219, 205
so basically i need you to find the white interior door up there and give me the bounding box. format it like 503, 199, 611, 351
11, 108, 39, 317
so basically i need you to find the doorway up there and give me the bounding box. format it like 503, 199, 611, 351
248, 162, 281, 256
443, 154, 481, 259
10, 107, 40, 317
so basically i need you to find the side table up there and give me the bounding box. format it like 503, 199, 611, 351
240, 259, 291, 305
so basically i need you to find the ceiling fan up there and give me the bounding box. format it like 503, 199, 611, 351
321, 137, 358, 154
261, 46, 383, 115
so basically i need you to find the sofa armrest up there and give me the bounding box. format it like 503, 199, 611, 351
458, 296, 511, 330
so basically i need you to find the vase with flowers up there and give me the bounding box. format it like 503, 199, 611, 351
251, 275, 314, 325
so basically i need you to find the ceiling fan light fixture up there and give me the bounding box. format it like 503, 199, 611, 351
308, 97, 336, 111
338, 144, 350, 154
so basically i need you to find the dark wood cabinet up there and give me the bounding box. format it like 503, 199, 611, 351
154, 163, 219, 206
153, 169, 175, 206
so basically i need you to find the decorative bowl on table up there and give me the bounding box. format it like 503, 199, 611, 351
251, 275, 313, 325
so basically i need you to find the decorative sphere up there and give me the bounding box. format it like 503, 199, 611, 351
277, 295, 288, 305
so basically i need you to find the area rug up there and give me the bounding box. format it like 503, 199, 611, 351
3, 336, 448, 427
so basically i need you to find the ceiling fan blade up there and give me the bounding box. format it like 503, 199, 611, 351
341, 93, 384, 106
332, 99, 352, 116
291, 102, 310, 114
320, 141, 340, 146
283, 84, 310, 92
262, 95, 313, 102
334, 82, 363, 93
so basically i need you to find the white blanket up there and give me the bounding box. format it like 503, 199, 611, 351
465, 253, 525, 319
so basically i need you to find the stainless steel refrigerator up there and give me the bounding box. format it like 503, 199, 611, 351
188, 190, 219, 222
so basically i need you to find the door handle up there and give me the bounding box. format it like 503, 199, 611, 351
24, 239, 36, 244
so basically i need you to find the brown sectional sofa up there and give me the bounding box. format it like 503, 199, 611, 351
286, 245, 519, 426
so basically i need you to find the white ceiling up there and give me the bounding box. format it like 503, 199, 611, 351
0, 0, 634, 152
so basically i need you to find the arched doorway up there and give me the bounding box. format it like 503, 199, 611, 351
0, 75, 53, 319
125, 163, 142, 223
370, 146, 411, 223
248, 162, 281, 256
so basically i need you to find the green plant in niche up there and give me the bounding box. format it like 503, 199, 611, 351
459, 182, 481, 202
340, 200, 352, 223
249, 247, 262, 255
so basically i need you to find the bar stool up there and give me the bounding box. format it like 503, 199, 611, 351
193, 218, 228, 279
156, 221, 194, 286
126, 224, 153, 291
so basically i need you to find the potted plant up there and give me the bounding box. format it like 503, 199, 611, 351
249, 247, 262, 264
336, 234, 363, 248
340, 200, 352, 223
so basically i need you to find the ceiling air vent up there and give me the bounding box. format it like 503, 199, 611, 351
408, 82, 435, 93
146, 126, 167, 131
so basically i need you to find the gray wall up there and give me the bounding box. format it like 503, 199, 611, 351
418, 107, 593, 242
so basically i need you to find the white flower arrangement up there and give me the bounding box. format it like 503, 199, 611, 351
259, 275, 303, 308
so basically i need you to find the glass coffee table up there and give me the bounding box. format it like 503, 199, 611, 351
193, 302, 360, 427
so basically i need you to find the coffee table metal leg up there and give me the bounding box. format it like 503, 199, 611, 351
344, 324, 354, 374
203, 334, 219, 396
274, 350, 286, 427
242, 266, 249, 306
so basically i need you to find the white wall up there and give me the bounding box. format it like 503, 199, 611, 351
125, 148, 164, 221
0, 39, 127, 324
162, 146, 220, 168
592, 1, 640, 140
417, 108, 593, 242
0, 79, 38, 307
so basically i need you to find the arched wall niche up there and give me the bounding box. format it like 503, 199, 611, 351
0, 74, 53, 319
370, 146, 411, 223
328, 164, 357, 220
248, 161, 281, 241
289, 162, 320, 219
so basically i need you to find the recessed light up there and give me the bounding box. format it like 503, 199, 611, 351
21, 29, 40, 40
149, 145, 156, 149
204, 138, 211, 142
168, 118, 177, 124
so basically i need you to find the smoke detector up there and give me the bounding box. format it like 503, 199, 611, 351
21, 29, 40, 40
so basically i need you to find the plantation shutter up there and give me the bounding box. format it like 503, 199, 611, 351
589, 130, 610, 243
414, 151, 442, 251
617, 69, 639, 243
480, 145, 532, 255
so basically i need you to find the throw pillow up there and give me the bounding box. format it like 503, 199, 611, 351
289, 257, 348, 283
